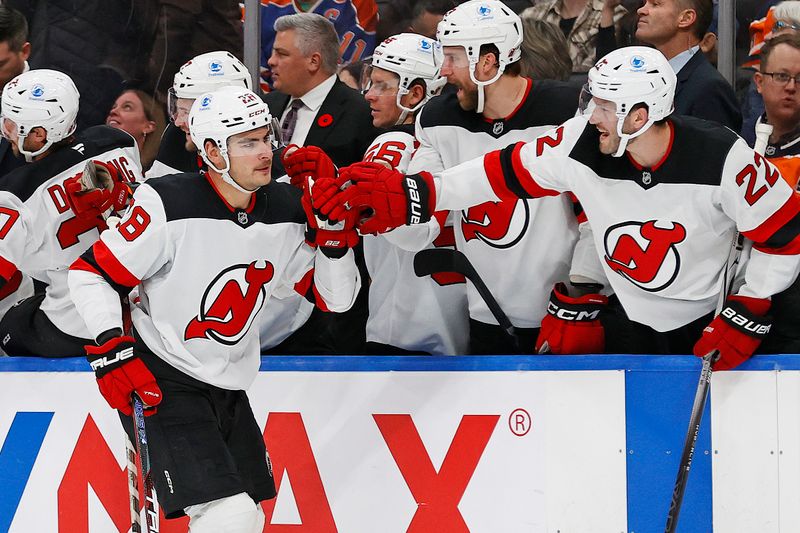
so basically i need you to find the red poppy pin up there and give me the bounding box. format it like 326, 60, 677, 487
317, 113, 333, 127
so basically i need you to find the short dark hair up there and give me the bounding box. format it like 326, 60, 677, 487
0, 7, 27, 52
760, 32, 800, 72
479, 43, 521, 76
678, 0, 713, 39
412, 0, 458, 20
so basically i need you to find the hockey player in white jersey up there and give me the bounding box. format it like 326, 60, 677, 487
68, 86, 360, 530
403, 0, 583, 353
325, 46, 800, 369
147, 50, 251, 179
0, 69, 143, 357
286, 33, 468, 354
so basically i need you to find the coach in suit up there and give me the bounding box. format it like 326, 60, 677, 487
636, 0, 742, 131
265, 12, 378, 178
263, 12, 378, 355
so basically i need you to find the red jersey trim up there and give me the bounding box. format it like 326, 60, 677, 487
744, 192, 800, 245
92, 240, 140, 288
0, 255, 17, 282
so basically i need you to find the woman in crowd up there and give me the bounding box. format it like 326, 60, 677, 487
105, 88, 166, 171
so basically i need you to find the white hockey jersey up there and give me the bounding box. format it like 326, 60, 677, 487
408, 79, 581, 328
0, 192, 35, 326
362, 126, 469, 354
0, 126, 143, 338
69, 173, 360, 390
434, 114, 800, 331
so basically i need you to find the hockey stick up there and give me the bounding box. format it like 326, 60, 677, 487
125, 435, 142, 533
663, 349, 717, 533
132, 392, 160, 533
413, 248, 521, 352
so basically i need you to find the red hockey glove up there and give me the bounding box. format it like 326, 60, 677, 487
65, 160, 131, 219
302, 177, 358, 258
86, 335, 162, 416
693, 295, 771, 370
282, 145, 338, 189
320, 162, 436, 235
535, 283, 608, 354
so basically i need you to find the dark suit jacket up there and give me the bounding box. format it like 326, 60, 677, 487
265, 79, 380, 178
673, 51, 742, 132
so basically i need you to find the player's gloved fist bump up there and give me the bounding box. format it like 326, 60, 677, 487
282, 145, 337, 189
535, 283, 608, 355
302, 177, 358, 258
85, 332, 162, 416
327, 162, 436, 235
693, 295, 771, 371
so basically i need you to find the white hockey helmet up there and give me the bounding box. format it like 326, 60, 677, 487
189, 86, 281, 193
580, 46, 676, 157
0, 69, 79, 161
436, 0, 523, 113
168, 51, 252, 122
362, 33, 447, 124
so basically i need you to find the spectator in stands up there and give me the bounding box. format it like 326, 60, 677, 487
105, 89, 166, 172
756, 34, 800, 354
408, 0, 459, 39
742, 1, 800, 144
259, 0, 378, 92
264, 13, 378, 355
518, 17, 574, 80
522, 0, 627, 73
636, 0, 742, 130
0, 6, 29, 179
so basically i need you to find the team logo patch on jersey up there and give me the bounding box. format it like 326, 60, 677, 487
603, 220, 686, 292
461, 198, 529, 248
184, 260, 274, 345
492, 121, 504, 136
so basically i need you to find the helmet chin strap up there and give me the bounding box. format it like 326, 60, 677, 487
18, 135, 53, 162
612, 115, 656, 158
469, 64, 503, 115
204, 152, 261, 193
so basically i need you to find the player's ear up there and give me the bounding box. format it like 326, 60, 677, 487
29, 126, 48, 146
405, 82, 426, 108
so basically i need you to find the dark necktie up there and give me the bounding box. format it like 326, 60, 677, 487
281, 98, 304, 144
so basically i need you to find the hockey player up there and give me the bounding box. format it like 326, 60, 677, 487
147, 50, 252, 179
0, 69, 142, 357
404, 0, 582, 353
285, 33, 468, 354
68, 86, 360, 530
323, 46, 800, 369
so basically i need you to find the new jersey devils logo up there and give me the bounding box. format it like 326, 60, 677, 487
461, 199, 529, 248
604, 220, 686, 292
184, 260, 274, 344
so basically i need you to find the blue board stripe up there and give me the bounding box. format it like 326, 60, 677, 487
0, 412, 54, 531
2, 353, 800, 372
625, 368, 712, 532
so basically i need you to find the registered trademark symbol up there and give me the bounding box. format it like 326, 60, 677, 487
508, 408, 531, 436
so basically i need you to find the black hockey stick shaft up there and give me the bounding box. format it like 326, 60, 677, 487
664, 350, 716, 533
414, 248, 520, 351
132, 392, 160, 533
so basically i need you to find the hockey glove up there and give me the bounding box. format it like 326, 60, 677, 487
302, 176, 358, 258
320, 162, 436, 235
535, 283, 608, 354
693, 295, 771, 370
86, 334, 162, 416
65, 160, 132, 219
282, 145, 337, 189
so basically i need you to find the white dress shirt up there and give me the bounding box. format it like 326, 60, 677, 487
280, 74, 338, 146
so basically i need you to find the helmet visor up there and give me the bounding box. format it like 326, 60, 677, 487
167, 88, 194, 124
226, 118, 285, 156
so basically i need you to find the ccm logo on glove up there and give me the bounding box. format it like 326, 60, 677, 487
89, 345, 134, 372
547, 301, 602, 322
719, 306, 771, 337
